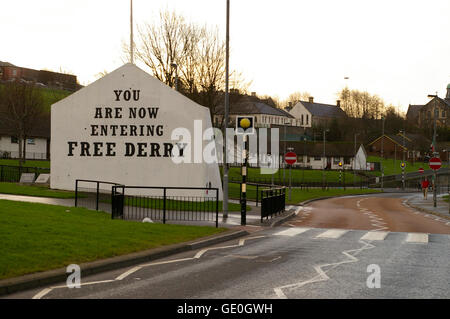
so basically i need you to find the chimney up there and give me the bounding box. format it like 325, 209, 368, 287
336, 100, 341, 108
308, 97, 314, 103
251, 91, 256, 97
288, 101, 292, 107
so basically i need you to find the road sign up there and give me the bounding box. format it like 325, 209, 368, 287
284, 152, 297, 165
418, 167, 424, 173
429, 157, 442, 170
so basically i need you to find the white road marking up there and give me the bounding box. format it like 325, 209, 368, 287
273, 239, 375, 299
315, 229, 348, 239
274, 228, 311, 237
406, 233, 429, 243
31, 235, 266, 299
360, 231, 389, 241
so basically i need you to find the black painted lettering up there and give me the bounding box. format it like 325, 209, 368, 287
120, 125, 127, 136
100, 125, 108, 136
147, 107, 159, 119
80, 142, 91, 157
163, 143, 173, 157
94, 107, 103, 118
93, 142, 103, 157
150, 143, 161, 157
130, 125, 137, 136
114, 107, 122, 118
137, 143, 147, 157
114, 90, 122, 101
106, 143, 116, 156
68, 142, 77, 156
110, 125, 118, 136
105, 107, 113, 118
123, 90, 131, 101
125, 143, 135, 156
133, 90, 140, 101
156, 125, 163, 136
91, 125, 98, 136
138, 108, 146, 118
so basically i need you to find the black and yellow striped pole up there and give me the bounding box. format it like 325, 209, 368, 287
239, 117, 252, 226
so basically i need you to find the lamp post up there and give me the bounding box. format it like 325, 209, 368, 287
322, 129, 330, 190
223, 0, 230, 219
381, 116, 385, 191
428, 94, 439, 207
283, 119, 290, 186
400, 130, 406, 190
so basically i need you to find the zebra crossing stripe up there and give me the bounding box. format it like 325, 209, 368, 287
406, 233, 429, 243
315, 229, 348, 239
274, 228, 311, 237
360, 231, 389, 241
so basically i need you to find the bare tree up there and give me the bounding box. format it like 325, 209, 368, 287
0, 81, 45, 164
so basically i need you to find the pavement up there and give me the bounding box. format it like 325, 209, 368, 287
405, 192, 450, 219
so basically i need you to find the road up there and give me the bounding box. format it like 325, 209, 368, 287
4, 192, 450, 299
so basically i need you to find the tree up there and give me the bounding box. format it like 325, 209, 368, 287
0, 81, 45, 164
124, 9, 250, 117
338, 88, 386, 119
283, 91, 311, 108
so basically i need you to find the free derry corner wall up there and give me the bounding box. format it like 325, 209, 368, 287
50, 63, 223, 199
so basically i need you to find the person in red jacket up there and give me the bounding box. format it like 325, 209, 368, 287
421, 178, 430, 199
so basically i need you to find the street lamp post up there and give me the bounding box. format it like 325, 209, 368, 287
171, 63, 178, 91
400, 130, 406, 191
428, 94, 439, 208
223, 0, 230, 219
381, 116, 385, 191
322, 129, 329, 190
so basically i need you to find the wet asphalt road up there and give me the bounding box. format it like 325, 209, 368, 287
4, 192, 450, 299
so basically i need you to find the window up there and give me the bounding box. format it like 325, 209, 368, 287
11, 137, 18, 144
333, 157, 341, 165
344, 157, 351, 165
306, 114, 309, 125
301, 115, 304, 125
442, 110, 446, 118
27, 138, 35, 145
313, 156, 322, 161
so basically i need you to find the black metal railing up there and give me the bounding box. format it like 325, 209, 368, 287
74, 179, 122, 212
111, 185, 220, 228
260, 187, 286, 222
0, 165, 50, 183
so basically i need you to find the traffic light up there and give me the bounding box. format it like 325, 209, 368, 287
401, 162, 406, 169
236, 116, 254, 134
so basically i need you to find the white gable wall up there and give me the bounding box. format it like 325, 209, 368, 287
51, 63, 223, 198
289, 102, 312, 127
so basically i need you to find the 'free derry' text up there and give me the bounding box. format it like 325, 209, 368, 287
177, 303, 273, 316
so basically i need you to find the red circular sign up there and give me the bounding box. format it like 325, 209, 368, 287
418, 167, 424, 173
429, 157, 442, 170
284, 152, 297, 165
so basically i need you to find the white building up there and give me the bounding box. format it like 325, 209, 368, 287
285, 141, 367, 171
0, 125, 50, 160
289, 97, 347, 128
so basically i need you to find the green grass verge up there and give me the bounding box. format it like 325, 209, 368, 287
0, 182, 75, 198
223, 166, 361, 183
0, 200, 225, 280
0, 159, 50, 168
366, 156, 432, 176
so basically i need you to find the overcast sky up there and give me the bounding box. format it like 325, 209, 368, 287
2, 0, 450, 113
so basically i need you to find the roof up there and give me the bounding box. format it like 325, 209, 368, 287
368, 133, 430, 151
298, 100, 347, 118
406, 104, 422, 120
216, 96, 294, 118
284, 141, 362, 157
0, 61, 16, 67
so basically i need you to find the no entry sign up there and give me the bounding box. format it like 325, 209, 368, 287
429, 157, 442, 170
284, 152, 297, 165
418, 167, 424, 173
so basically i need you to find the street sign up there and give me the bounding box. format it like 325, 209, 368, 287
284, 152, 297, 165
429, 157, 442, 170
418, 167, 424, 173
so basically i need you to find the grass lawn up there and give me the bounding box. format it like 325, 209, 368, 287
0, 200, 225, 280
224, 166, 361, 183
0, 182, 75, 198
227, 182, 381, 205
0, 159, 50, 168
367, 156, 432, 176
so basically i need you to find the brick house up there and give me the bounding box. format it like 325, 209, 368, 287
367, 133, 430, 161
0, 61, 78, 91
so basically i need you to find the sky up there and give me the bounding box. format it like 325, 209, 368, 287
2, 0, 450, 113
